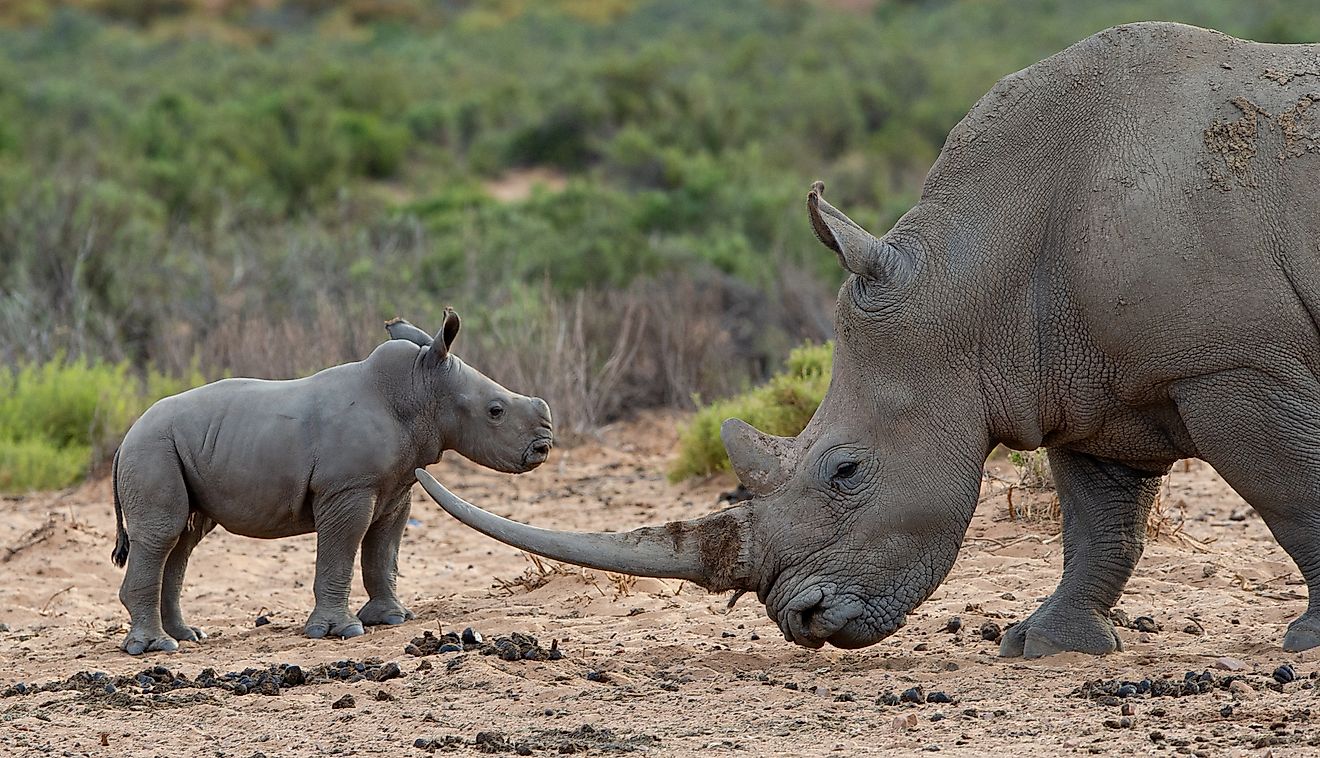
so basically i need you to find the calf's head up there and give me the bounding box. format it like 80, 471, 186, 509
417, 183, 990, 649
397, 310, 554, 473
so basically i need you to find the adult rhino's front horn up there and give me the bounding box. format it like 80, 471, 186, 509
414, 469, 757, 592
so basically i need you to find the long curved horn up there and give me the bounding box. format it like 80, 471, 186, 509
415, 469, 754, 592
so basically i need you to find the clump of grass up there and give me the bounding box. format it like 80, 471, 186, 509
669, 341, 832, 481
0, 356, 205, 493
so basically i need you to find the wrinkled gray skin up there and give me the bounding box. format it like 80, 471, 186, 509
112, 311, 553, 654
417, 23, 1320, 658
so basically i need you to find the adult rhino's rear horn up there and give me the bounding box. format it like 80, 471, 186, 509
807, 181, 916, 285
720, 418, 795, 496
414, 469, 755, 592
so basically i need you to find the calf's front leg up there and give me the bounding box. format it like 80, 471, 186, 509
305, 492, 373, 639
358, 494, 415, 626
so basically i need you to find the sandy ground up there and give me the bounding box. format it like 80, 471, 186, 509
0, 412, 1317, 757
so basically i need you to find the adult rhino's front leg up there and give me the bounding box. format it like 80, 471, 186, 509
1000, 448, 1167, 659
305, 492, 373, 639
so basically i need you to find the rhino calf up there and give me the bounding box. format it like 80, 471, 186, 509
111, 310, 552, 654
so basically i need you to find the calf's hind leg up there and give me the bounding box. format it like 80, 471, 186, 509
160, 514, 216, 643
1172, 371, 1320, 652
116, 455, 190, 655
1000, 449, 1167, 658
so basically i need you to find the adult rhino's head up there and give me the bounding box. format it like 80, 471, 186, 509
391, 310, 554, 473
419, 184, 989, 649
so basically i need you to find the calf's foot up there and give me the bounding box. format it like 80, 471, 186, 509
304, 609, 365, 639
164, 621, 208, 643
999, 602, 1121, 659
122, 630, 180, 656
358, 598, 414, 626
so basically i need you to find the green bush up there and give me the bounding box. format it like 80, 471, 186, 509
0, 356, 205, 493
670, 341, 832, 482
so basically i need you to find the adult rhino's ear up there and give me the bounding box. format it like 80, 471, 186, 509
807, 181, 915, 286
721, 418, 794, 496
423, 308, 461, 368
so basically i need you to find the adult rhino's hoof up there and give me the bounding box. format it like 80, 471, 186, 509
122, 634, 180, 656
164, 623, 207, 643
358, 599, 415, 627
304, 613, 365, 639
1282, 615, 1320, 652
999, 605, 1120, 658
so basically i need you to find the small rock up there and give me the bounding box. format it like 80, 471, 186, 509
1134, 616, 1160, 633
416, 660, 432, 672
461, 627, 482, 645
1121, 703, 1136, 716
1110, 609, 1130, 628
927, 691, 952, 704
1272, 664, 1296, 684
331, 694, 355, 709
1229, 680, 1255, 698
1220, 704, 1233, 717
1000, 592, 1016, 601
892, 713, 918, 731
0, 623, 10, 632
255, 615, 270, 627
586, 670, 609, 683
1182, 623, 1203, 636
878, 691, 899, 706
913, 643, 929, 651
979, 622, 1002, 642
1228, 510, 1247, 522
900, 686, 926, 704
1214, 657, 1248, 672
375, 690, 394, 702
1117, 684, 1137, 698
945, 617, 962, 633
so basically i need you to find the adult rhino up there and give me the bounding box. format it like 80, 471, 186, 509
417, 22, 1320, 658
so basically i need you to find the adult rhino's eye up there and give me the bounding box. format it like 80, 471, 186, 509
833, 461, 859, 481
488, 403, 504, 419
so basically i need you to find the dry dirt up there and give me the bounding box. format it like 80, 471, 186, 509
0, 412, 1317, 757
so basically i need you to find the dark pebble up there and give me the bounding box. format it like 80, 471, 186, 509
1220, 704, 1233, 717
332, 694, 355, 709
255, 615, 270, 627
586, 670, 608, 683
1134, 616, 1159, 633
878, 692, 899, 706
461, 627, 482, 645
283, 665, 305, 686
927, 691, 952, 704
930, 712, 945, 722
1273, 665, 1296, 684
945, 617, 962, 633
750, 634, 760, 641
900, 686, 926, 704
1117, 684, 1138, 698
979, 622, 1001, 642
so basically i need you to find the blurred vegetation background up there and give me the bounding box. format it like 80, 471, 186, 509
1, 0, 1317, 490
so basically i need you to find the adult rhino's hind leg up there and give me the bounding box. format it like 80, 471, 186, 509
1171, 371, 1320, 653
358, 495, 415, 627
305, 491, 372, 639
160, 514, 216, 643
1000, 449, 1166, 659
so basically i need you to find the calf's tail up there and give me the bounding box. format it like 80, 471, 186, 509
111, 447, 129, 568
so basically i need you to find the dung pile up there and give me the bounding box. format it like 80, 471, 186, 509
3, 659, 403, 701
405, 628, 563, 662
1072, 668, 1306, 701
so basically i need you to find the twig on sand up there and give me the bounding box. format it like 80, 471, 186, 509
39, 585, 75, 615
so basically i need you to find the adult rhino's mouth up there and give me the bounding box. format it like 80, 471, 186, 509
759, 567, 916, 649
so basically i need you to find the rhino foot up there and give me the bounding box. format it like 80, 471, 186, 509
1283, 614, 1320, 652
358, 599, 415, 627
304, 611, 365, 639
999, 603, 1121, 658
122, 633, 180, 656
164, 623, 207, 643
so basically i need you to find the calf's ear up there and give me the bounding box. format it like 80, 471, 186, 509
424, 308, 461, 368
